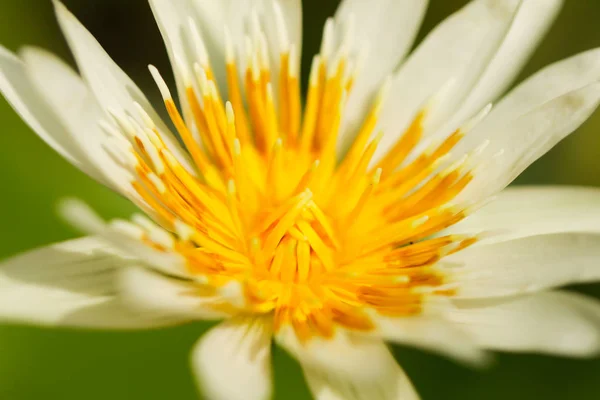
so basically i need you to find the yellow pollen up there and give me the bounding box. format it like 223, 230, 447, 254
122, 24, 481, 342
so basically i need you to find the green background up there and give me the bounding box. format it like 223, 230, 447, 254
1, 0, 600, 399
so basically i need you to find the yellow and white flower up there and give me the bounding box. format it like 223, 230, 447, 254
2, 0, 600, 399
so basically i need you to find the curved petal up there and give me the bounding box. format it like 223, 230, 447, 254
0, 46, 101, 180
19, 48, 178, 218
447, 233, 600, 299
372, 314, 488, 367
59, 198, 191, 278
149, 0, 207, 132
455, 82, 600, 204
441, 0, 563, 132
337, 0, 429, 148
450, 48, 600, 202
474, 47, 600, 133
277, 330, 420, 400
192, 0, 303, 69
150, 0, 302, 107
375, 0, 520, 160
20, 47, 131, 192
53, 0, 194, 173
375, 0, 563, 163
449, 291, 600, 357
148, 0, 214, 131
119, 266, 232, 320
0, 237, 184, 329
191, 317, 273, 400
207, 0, 302, 103
448, 186, 600, 242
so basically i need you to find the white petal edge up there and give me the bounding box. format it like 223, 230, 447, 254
474, 47, 600, 134
374, 0, 522, 161
446, 232, 600, 299
449, 290, 600, 357
277, 330, 420, 400
455, 82, 600, 204
148, 0, 212, 128
19, 47, 178, 215
20, 47, 130, 191
59, 198, 191, 279
119, 266, 232, 321
440, 0, 564, 134
0, 45, 106, 182
52, 0, 195, 173
371, 314, 489, 367
449, 47, 600, 202
183, 0, 302, 97
0, 237, 184, 329
192, 0, 303, 62
191, 316, 273, 400
447, 185, 600, 242
336, 0, 429, 150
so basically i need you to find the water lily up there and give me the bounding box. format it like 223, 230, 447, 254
2, 0, 600, 399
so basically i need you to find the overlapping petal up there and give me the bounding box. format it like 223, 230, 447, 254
191, 317, 273, 400
449, 291, 600, 357
278, 330, 420, 400
0, 237, 184, 329
448, 186, 600, 242
447, 233, 600, 298
53, 0, 194, 173
149, 0, 302, 128
336, 0, 429, 148
375, 0, 562, 161
0, 46, 107, 184
371, 314, 489, 366
119, 266, 232, 321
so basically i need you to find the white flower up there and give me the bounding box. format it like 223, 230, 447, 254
1, 0, 600, 399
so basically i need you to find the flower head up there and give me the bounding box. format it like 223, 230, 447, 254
2, 0, 600, 399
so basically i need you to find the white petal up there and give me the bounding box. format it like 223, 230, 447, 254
0, 237, 183, 329
150, 0, 301, 136
191, 317, 273, 400
455, 83, 600, 204
450, 48, 600, 202
119, 266, 231, 320
0, 46, 93, 176
449, 291, 600, 357
443, 0, 563, 131
448, 186, 600, 242
375, 0, 522, 160
192, 0, 303, 58
475, 47, 600, 133
61, 298, 186, 329
447, 233, 600, 299
53, 0, 194, 173
224, 0, 303, 69
277, 330, 420, 400
337, 0, 429, 148
148, 0, 211, 128
372, 314, 488, 367
168, 0, 302, 95
20, 47, 129, 191
59, 198, 190, 279
21, 49, 169, 215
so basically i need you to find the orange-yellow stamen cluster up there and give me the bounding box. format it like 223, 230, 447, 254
107, 12, 477, 341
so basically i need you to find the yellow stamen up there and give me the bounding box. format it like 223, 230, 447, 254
129, 23, 479, 343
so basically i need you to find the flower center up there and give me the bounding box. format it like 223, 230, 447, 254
102, 11, 480, 341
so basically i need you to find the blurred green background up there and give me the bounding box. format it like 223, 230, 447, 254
1, 0, 600, 399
